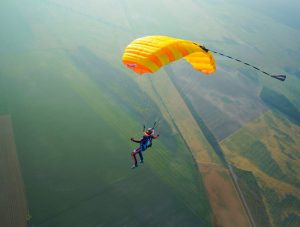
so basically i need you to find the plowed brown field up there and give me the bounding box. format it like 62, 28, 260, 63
0, 115, 27, 227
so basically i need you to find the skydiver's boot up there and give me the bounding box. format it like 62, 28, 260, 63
139, 159, 144, 164
131, 164, 138, 169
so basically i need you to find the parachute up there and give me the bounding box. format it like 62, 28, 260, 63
122, 36, 216, 75
122, 35, 286, 81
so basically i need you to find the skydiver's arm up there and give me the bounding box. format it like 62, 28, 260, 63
131, 138, 141, 143
152, 134, 160, 139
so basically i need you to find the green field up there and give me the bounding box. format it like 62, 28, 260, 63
0, 1, 214, 226
260, 87, 300, 126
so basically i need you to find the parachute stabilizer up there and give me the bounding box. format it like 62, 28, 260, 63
271, 75, 286, 81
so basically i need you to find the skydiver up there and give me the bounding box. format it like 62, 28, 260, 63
130, 128, 160, 169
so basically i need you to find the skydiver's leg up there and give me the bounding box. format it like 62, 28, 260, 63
131, 147, 140, 168
138, 150, 144, 163
131, 151, 137, 167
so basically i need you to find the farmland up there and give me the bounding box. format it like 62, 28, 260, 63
0, 115, 27, 227
1, 0, 300, 226
221, 111, 300, 226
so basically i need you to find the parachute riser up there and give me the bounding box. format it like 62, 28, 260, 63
142, 120, 160, 133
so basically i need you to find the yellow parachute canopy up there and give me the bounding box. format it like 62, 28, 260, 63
122, 36, 216, 74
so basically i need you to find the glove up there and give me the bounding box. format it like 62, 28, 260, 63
130, 138, 134, 141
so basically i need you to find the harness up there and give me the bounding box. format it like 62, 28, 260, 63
140, 130, 154, 151
140, 120, 159, 151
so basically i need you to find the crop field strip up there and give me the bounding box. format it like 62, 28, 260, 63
165, 67, 255, 226
0, 115, 27, 227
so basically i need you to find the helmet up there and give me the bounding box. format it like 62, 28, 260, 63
145, 128, 154, 136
